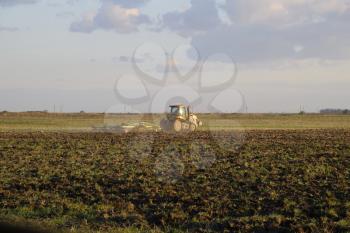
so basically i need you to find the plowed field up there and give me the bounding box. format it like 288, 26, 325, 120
1, 130, 350, 232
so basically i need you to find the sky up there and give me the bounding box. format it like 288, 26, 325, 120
0, 0, 350, 113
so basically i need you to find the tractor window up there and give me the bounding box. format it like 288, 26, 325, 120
170, 106, 180, 114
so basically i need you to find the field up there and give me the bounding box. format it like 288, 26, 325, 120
1, 113, 350, 232
1, 112, 350, 131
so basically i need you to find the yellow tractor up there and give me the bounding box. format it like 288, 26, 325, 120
160, 104, 202, 132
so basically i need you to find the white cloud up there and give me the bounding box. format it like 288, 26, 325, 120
162, 0, 222, 37
70, 11, 96, 33
70, 1, 150, 33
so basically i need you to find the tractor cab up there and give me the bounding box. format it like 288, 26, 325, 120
168, 105, 189, 120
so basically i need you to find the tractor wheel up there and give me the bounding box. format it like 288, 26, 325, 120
189, 123, 196, 132
173, 119, 183, 132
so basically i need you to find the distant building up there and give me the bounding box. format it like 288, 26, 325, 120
320, 109, 349, 114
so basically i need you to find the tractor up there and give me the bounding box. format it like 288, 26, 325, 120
160, 104, 202, 132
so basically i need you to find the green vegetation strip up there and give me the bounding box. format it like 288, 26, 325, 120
1, 113, 350, 131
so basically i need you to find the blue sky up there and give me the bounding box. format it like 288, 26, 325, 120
1, 0, 350, 113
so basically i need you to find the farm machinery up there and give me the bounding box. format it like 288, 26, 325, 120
160, 104, 202, 132
95, 104, 202, 133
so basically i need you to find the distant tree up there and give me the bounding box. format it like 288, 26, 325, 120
343, 109, 349, 115
80, 110, 85, 114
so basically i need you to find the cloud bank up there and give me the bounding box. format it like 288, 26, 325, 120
162, 0, 350, 62
68, 0, 350, 61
